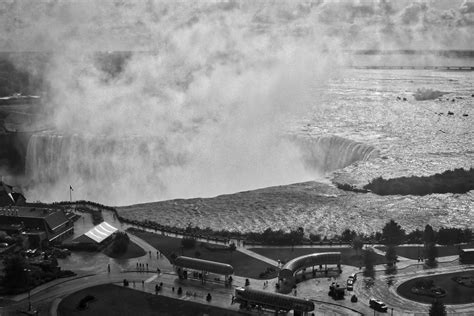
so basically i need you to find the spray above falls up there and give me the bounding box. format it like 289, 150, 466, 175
4, 1, 472, 204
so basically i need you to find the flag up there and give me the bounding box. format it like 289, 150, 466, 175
70, 185, 74, 191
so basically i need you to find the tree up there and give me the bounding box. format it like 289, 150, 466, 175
288, 227, 305, 245
341, 229, 357, 243
363, 248, 376, 278
381, 220, 406, 245
3, 255, 28, 289
111, 232, 130, 254
406, 229, 423, 244
352, 236, 364, 256
429, 299, 446, 316
170, 252, 178, 262
423, 225, 436, 244
385, 244, 397, 266
309, 233, 321, 242
425, 242, 438, 266
181, 237, 196, 249
229, 243, 236, 262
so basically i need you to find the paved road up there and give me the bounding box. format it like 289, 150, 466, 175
354, 262, 474, 315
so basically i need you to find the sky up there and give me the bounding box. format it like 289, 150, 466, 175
1, 0, 473, 52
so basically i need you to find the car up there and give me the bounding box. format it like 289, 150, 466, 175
347, 278, 354, 291
0, 242, 9, 248
369, 298, 388, 312
349, 273, 357, 281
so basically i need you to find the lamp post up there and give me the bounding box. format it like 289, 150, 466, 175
23, 268, 32, 311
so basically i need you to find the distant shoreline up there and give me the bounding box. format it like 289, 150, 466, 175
336, 168, 474, 196
346, 49, 474, 58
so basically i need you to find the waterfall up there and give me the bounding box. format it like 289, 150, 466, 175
24, 132, 378, 204
25, 132, 181, 204
298, 135, 380, 173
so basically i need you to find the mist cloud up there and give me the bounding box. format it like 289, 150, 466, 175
1, 1, 473, 204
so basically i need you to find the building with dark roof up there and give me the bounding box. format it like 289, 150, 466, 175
0, 206, 74, 244
0, 181, 26, 206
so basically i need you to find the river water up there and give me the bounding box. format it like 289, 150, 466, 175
113, 68, 473, 236
24, 68, 473, 235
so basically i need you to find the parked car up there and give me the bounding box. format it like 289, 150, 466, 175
349, 273, 357, 281
369, 298, 388, 312
0, 242, 9, 248
329, 282, 346, 300
25, 248, 42, 257
347, 278, 354, 291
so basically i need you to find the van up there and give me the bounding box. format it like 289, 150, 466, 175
369, 298, 388, 312
349, 273, 357, 281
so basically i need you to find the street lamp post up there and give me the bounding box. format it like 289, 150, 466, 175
28, 288, 32, 311
24, 268, 32, 311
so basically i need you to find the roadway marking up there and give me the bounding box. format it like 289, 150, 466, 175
145, 275, 158, 283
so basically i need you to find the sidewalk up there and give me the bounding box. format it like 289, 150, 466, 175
237, 248, 279, 266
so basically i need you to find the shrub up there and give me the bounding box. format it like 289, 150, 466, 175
111, 232, 130, 255
309, 233, 321, 242
181, 237, 196, 249
77, 295, 95, 310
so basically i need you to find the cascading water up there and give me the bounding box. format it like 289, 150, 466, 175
25, 132, 378, 205
25, 132, 183, 204
298, 135, 380, 173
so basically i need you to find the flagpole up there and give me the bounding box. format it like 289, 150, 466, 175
69, 185, 72, 202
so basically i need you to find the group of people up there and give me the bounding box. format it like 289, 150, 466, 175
154, 282, 163, 294
172, 286, 210, 302
136, 262, 149, 272
149, 250, 164, 259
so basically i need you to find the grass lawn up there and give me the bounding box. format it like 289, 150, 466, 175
129, 229, 278, 279
103, 240, 146, 259
375, 245, 467, 260
397, 271, 474, 304
250, 247, 387, 267
58, 284, 241, 316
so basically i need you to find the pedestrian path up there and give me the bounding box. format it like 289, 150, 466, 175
237, 247, 279, 266
145, 275, 158, 283
366, 245, 412, 262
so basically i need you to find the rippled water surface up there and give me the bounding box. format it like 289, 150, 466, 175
117, 69, 473, 236
297, 69, 473, 186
